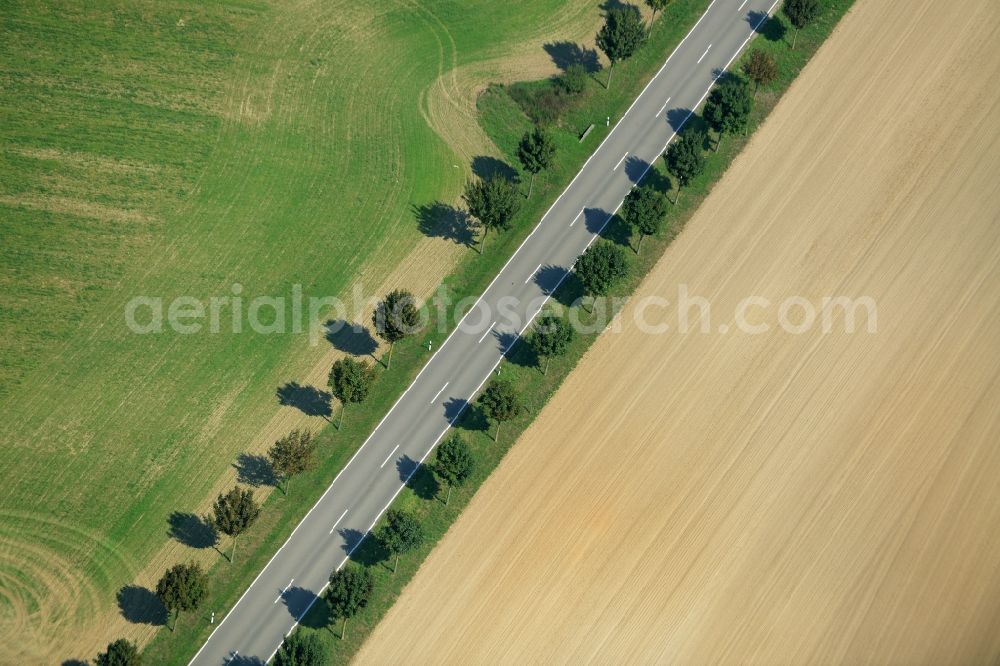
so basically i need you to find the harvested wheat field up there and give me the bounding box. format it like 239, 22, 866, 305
357, 0, 1000, 663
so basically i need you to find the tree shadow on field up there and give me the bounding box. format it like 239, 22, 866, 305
402, 458, 438, 500
749, 11, 787, 42
62, 661, 90, 666
276, 381, 332, 419
117, 585, 168, 626
543, 41, 601, 73
234, 453, 277, 488
413, 201, 476, 247
167, 511, 218, 549
600, 0, 633, 15
471, 155, 519, 183
324, 319, 379, 358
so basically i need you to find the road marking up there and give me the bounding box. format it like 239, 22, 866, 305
380, 445, 399, 469
525, 264, 542, 284
477, 322, 495, 344
273, 579, 294, 604
656, 96, 671, 117
190, 0, 791, 658
430, 381, 449, 404
328, 509, 348, 534
570, 208, 584, 227
614, 152, 628, 171
738, 0, 749, 10
698, 43, 712, 63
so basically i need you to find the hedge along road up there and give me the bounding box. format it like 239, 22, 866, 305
191, 0, 779, 662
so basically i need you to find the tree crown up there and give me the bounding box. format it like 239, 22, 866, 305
518, 127, 556, 175
435, 433, 475, 487
373, 289, 421, 345
665, 127, 706, 186
463, 174, 520, 233
274, 631, 328, 666
529, 314, 574, 359
155, 561, 208, 613
327, 567, 373, 619
268, 429, 317, 481
378, 508, 424, 557
478, 379, 524, 423
621, 184, 668, 237
212, 486, 260, 538
596, 6, 646, 64
575, 240, 630, 297
742, 49, 778, 88
783, 0, 820, 29
704, 76, 753, 136
328, 357, 375, 405
96, 638, 142, 666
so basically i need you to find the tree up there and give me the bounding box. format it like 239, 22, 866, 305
559, 63, 588, 95
528, 314, 574, 375
328, 357, 375, 428
434, 433, 475, 505
703, 76, 753, 150
575, 240, 630, 308
463, 174, 520, 252
478, 379, 523, 442
621, 184, 668, 253
783, 0, 819, 49
95, 638, 141, 666
596, 6, 646, 89
742, 49, 778, 99
665, 127, 705, 203
372, 289, 421, 369
377, 508, 424, 574
155, 562, 208, 631
517, 127, 556, 199
644, 0, 673, 25
212, 485, 260, 563
267, 429, 317, 495
274, 631, 327, 666
327, 567, 373, 640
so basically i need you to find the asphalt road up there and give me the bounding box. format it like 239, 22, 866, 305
191, 0, 779, 662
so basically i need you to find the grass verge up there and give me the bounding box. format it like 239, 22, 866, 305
143, 1, 855, 662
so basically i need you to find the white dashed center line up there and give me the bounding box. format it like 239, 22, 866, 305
380, 445, 399, 469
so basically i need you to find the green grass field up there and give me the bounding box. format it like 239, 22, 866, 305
0, 0, 600, 660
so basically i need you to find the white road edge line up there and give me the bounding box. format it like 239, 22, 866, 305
189, 0, 744, 660
739, 0, 749, 11
328, 509, 348, 535
655, 96, 671, 117
570, 208, 584, 226
525, 264, 542, 284
430, 381, 449, 404
698, 43, 712, 63
273, 579, 294, 604
614, 152, 628, 170
477, 322, 495, 344
379, 445, 399, 469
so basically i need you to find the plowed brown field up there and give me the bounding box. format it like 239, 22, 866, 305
357, 0, 1000, 662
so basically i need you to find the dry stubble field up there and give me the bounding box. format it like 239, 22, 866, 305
357, 0, 1000, 662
